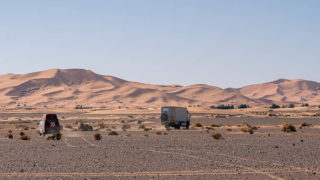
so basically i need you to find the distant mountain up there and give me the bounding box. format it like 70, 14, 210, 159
0, 69, 319, 108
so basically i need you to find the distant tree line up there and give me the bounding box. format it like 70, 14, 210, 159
270, 103, 313, 109
210, 104, 251, 109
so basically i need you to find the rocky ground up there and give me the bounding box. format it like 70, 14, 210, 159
0, 115, 319, 180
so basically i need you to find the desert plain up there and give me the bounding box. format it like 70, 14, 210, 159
0, 107, 319, 180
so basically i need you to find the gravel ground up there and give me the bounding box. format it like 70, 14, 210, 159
0, 117, 319, 180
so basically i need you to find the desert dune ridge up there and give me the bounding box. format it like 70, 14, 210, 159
0, 68, 320, 109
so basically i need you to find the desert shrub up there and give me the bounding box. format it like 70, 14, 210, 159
240, 122, 258, 134
94, 133, 102, 140
301, 103, 309, 107
138, 124, 146, 129
144, 127, 152, 131
6, 134, 13, 139
64, 123, 73, 129
97, 122, 107, 128
193, 122, 202, 128
155, 131, 162, 135
288, 104, 295, 108
20, 132, 25, 136
226, 128, 232, 132
163, 132, 168, 135
137, 120, 142, 124
238, 104, 250, 109
144, 134, 149, 137
18, 135, 30, 140
78, 123, 93, 131
14, 124, 29, 130
299, 122, 312, 129
211, 124, 221, 127
281, 122, 296, 133
8, 130, 13, 133
55, 133, 62, 140
121, 124, 131, 130
212, 133, 222, 140
108, 131, 119, 136
270, 104, 280, 109
205, 126, 215, 130
47, 136, 55, 140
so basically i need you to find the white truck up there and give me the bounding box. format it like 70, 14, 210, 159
161, 107, 191, 129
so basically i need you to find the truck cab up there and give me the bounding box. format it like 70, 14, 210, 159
161, 107, 191, 129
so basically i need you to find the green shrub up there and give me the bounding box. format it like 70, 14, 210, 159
270, 104, 280, 109
238, 104, 250, 109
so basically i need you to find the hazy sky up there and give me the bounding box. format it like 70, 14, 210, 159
0, 0, 319, 88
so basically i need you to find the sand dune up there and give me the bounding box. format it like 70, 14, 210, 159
0, 69, 319, 108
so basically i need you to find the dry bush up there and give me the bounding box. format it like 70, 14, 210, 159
212, 133, 222, 140
240, 122, 258, 134
64, 123, 73, 129
14, 124, 29, 131
205, 126, 215, 130
18, 135, 30, 140
137, 120, 142, 124
94, 133, 102, 140
226, 128, 232, 132
192, 122, 202, 128
78, 123, 93, 131
299, 122, 312, 129
144, 134, 149, 137
122, 124, 131, 130
211, 124, 222, 127
47, 136, 55, 140
111, 125, 116, 129
163, 132, 168, 135
138, 124, 146, 129
20, 132, 25, 136
155, 131, 162, 135
6, 134, 13, 139
8, 130, 13, 133
281, 122, 296, 133
97, 122, 108, 129
108, 131, 119, 136
56, 133, 62, 140
144, 127, 152, 131
126, 134, 132, 137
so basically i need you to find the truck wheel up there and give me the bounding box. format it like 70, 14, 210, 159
186, 123, 190, 129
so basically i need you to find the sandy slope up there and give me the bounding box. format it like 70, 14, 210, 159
0, 69, 319, 108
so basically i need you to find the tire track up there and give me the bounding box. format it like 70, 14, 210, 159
63, 138, 75, 147
148, 149, 284, 180
0, 169, 308, 178
168, 148, 319, 175
80, 137, 101, 147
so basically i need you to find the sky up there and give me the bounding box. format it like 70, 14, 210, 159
0, 0, 319, 88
